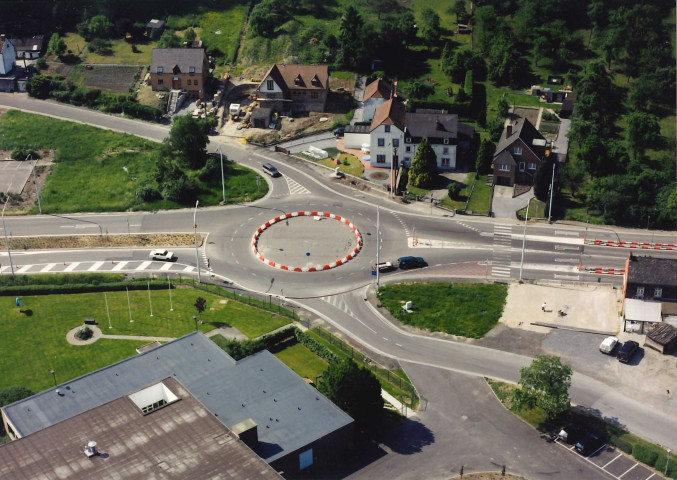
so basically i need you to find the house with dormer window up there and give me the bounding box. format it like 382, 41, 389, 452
254, 64, 329, 113
492, 117, 547, 186
149, 48, 208, 99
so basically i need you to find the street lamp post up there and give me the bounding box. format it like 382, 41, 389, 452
376, 206, 380, 292
666, 449, 671, 476
193, 315, 197, 332
193, 200, 202, 284
29, 154, 42, 214
547, 162, 555, 223
218, 146, 226, 204
49, 369, 56, 387
519, 197, 534, 282
2, 199, 15, 276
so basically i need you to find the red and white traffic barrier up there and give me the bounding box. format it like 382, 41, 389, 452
587, 239, 675, 251
251, 211, 362, 272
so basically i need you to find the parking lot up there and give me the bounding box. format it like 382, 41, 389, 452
556, 440, 662, 480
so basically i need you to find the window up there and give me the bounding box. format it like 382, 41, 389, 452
393, 139, 399, 147
378, 138, 385, 147
654, 288, 662, 298
443, 147, 449, 154
441, 158, 450, 166
189, 66, 195, 74
385, 125, 390, 132
157, 66, 163, 74
528, 162, 536, 170
636, 287, 644, 298
376, 154, 386, 163
404, 157, 411, 163
141, 398, 167, 414
514, 146, 522, 155
311, 91, 318, 99
405, 146, 411, 152
157, 78, 163, 85
443, 138, 449, 144
519, 162, 525, 172
405, 137, 411, 143
266, 79, 274, 90
498, 164, 510, 172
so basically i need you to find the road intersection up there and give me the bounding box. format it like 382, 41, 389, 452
1, 94, 676, 478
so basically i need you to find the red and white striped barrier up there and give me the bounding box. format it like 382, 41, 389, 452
251, 211, 362, 272
584, 266, 626, 275
587, 239, 675, 251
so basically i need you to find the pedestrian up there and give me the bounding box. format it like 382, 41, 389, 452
541, 301, 546, 312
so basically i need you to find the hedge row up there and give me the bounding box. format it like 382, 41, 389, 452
631, 443, 676, 476
0, 273, 125, 287
294, 329, 341, 365
214, 327, 297, 360
0, 280, 169, 296
464, 70, 474, 102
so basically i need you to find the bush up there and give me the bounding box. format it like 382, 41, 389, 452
35, 57, 47, 70
632, 444, 659, 466
10, 147, 40, 161
137, 185, 161, 201
198, 156, 219, 181
215, 327, 297, 360
464, 70, 473, 101
612, 436, 633, 454
87, 38, 112, 55
448, 182, 463, 199
76, 326, 94, 340
122, 101, 163, 122
295, 329, 341, 364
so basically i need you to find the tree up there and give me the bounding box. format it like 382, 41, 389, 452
513, 355, 573, 423
531, 35, 548, 67
0, 386, 34, 407
488, 117, 504, 142
559, 158, 585, 198
167, 116, 209, 169
453, 0, 467, 24
183, 28, 197, 43
475, 139, 495, 174
26, 74, 52, 99
626, 112, 660, 160
47, 33, 66, 58
408, 138, 437, 188
194, 296, 207, 320
497, 96, 509, 118
419, 8, 441, 46
88, 15, 113, 39
337, 6, 366, 70
157, 30, 182, 49
318, 358, 383, 425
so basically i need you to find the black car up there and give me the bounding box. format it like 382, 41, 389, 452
333, 126, 345, 138
575, 432, 604, 456
398, 256, 426, 269
617, 340, 639, 364
557, 423, 585, 445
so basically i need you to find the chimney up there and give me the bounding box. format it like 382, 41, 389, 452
84, 440, 98, 457
506, 124, 512, 137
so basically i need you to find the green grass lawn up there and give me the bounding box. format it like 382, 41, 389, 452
0, 288, 290, 392
0, 111, 267, 213
377, 282, 507, 338
466, 175, 492, 215
62, 32, 86, 56
318, 153, 364, 177
486, 378, 548, 430
438, 174, 474, 210
82, 39, 155, 65
273, 343, 328, 380
196, 8, 249, 63
518, 199, 546, 219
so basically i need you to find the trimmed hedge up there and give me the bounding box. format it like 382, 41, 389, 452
611, 436, 633, 454
295, 329, 341, 365
213, 327, 297, 360
0, 280, 169, 296
464, 70, 473, 102
632, 444, 659, 466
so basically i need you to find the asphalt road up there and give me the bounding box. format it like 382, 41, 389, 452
2, 94, 676, 466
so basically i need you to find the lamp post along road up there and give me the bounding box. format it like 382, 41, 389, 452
194, 200, 201, 284
29, 154, 42, 214
548, 162, 555, 223
219, 146, 226, 204
2, 199, 15, 276
376, 206, 380, 291
519, 196, 534, 281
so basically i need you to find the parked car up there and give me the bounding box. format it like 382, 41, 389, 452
377, 261, 396, 272
397, 256, 426, 269
333, 126, 345, 137
262, 163, 280, 177
149, 249, 174, 261
599, 336, 618, 355
557, 423, 585, 445
617, 340, 640, 364
575, 432, 604, 456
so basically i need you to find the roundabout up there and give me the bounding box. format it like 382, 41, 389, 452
252, 211, 362, 272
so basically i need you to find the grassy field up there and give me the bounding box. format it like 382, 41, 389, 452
82, 39, 155, 65
273, 343, 328, 380
0, 288, 290, 392
377, 282, 508, 338
518, 199, 546, 219
466, 175, 492, 215
0, 111, 267, 213
438, 175, 473, 210
486, 378, 548, 430
318, 153, 364, 177
63, 64, 142, 92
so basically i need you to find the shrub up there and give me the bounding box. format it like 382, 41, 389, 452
612, 437, 633, 454
137, 185, 161, 201
10, 147, 40, 161
632, 444, 659, 466
35, 57, 47, 70
88, 38, 113, 55
295, 329, 341, 364
122, 101, 163, 122
198, 156, 219, 181
448, 182, 463, 199
464, 70, 473, 101
76, 326, 94, 340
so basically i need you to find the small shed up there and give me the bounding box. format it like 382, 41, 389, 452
145, 19, 166, 37
624, 298, 662, 333
645, 323, 677, 354
252, 107, 272, 128
343, 125, 370, 149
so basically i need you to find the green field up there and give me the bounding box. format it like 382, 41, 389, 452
0, 110, 267, 213
466, 175, 492, 215
0, 288, 290, 392
518, 199, 546, 219
317, 153, 364, 177
82, 39, 155, 65
273, 343, 328, 380
377, 282, 508, 338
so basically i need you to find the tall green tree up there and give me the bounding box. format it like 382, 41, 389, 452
475, 139, 495, 174
533, 159, 554, 202
166, 116, 209, 169
88, 14, 113, 39
626, 112, 660, 160
337, 6, 366, 70
452, 0, 467, 24
419, 8, 441, 46
318, 358, 383, 425
47, 33, 67, 58
183, 28, 197, 43
408, 138, 437, 188
513, 355, 573, 423
559, 158, 586, 198
157, 30, 182, 48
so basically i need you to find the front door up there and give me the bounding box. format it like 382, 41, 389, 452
172, 76, 180, 89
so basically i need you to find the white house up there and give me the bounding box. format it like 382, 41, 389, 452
362, 78, 392, 122
369, 98, 406, 168
0, 35, 16, 75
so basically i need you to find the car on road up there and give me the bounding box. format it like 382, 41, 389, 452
398, 256, 426, 269
377, 261, 396, 272
333, 126, 345, 138
575, 432, 604, 456
262, 163, 280, 177
599, 336, 618, 355
617, 340, 639, 363
557, 423, 585, 445
149, 249, 174, 261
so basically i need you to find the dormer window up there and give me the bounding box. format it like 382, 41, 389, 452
405, 138, 411, 143
157, 67, 163, 74
294, 74, 303, 86
311, 74, 321, 86
189, 66, 195, 74
443, 138, 449, 144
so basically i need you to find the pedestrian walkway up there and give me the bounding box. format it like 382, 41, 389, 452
0, 259, 197, 276
492, 224, 513, 279
284, 175, 312, 195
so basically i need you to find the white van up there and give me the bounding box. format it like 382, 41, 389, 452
262, 163, 280, 177
599, 336, 618, 354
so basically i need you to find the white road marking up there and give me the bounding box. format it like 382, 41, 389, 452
555, 245, 580, 251
395, 343, 403, 347
64, 262, 79, 272
160, 262, 173, 271
135, 261, 152, 270
88, 261, 104, 271
618, 463, 637, 478
17, 265, 31, 273
554, 274, 580, 280
555, 258, 578, 262
382, 337, 388, 341
112, 261, 128, 271
555, 230, 579, 236
602, 453, 623, 468
41, 263, 56, 273
524, 234, 583, 245
183, 266, 195, 272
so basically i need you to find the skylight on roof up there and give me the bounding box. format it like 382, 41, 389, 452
128, 382, 178, 415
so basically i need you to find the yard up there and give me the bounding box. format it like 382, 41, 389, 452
0, 288, 291, 393
81, 39, 155, 65
377, 282, 508, 339
273, 343, 328, 380
66, 64, 142, 93
317, 153, 364, 177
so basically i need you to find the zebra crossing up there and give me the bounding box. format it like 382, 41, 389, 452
455, 220, 481, 233
284, 176, 311, 195
491, 224, 513, 279
391, 211, 412, 237
319, 294, 354, 317
0, 260, 197, 276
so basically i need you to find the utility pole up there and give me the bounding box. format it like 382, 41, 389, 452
519, 197, 534, 281
2, 199, 15, 276
219, 145, 226, 204
29, 154, 42, 214
547, 162, 555, 223
376, 206, 380, 292
194, 200, 202, 284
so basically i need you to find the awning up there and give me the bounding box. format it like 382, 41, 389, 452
624, 299, 662, 323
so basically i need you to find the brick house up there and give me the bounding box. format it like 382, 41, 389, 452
254, 64, 329, 113
149, 48, 208, 99
492, 118, 547, 186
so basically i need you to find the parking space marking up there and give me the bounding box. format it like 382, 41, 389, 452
618, 464, 637, 478
555, 440, 660, 480
603, 453, 623, 468
645, 474, 655, 480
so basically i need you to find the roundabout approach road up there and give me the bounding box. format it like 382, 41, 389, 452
2, 95, 677, 472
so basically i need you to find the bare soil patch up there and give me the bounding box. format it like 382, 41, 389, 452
6, 233, 203, 250
246, 111, 343, 144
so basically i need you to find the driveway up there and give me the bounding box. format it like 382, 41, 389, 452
275, 131, 337, 154
552, 118, 571, 160
492, 186, 534, 218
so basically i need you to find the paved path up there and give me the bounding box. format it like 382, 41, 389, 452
492, 186, 534, 219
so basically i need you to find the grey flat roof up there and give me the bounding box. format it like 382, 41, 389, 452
2, 332, 352, 463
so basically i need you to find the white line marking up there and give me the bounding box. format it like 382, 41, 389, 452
555, 230, 579, 236
64, 262, 79, 272
587, 444, 607, 459
395, 343, 403, 347
555, 258, 578, 263
112, 261, 128, 271
603, 453, 623, 468
41, 263, 56, 273
17, 265, 31, 273
135, 261, 152, 270
160, 262, 173, 271
382, 337, 388, 341
555, 245, 581, 251
183, 265, 195, 272
554, 274, 580, 280
645, 473, 656, 480
88, 261, 104, 271
618, 463, 638, 478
